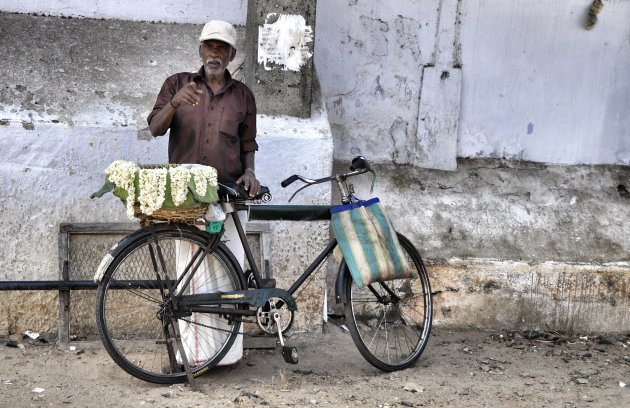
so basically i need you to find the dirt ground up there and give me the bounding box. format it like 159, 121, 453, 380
1, 322, 629, 408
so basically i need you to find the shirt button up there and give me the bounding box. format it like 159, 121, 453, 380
207, 123, 212, 127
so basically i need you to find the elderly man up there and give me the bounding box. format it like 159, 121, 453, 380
148, 20, 260, 195
148, 20, 259, 367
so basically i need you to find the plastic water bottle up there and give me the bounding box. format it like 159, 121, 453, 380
204, 204, 226, 234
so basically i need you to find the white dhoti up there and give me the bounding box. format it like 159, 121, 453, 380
176, 212, 245, 366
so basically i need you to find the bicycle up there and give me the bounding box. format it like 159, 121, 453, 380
94, 156, 433, 384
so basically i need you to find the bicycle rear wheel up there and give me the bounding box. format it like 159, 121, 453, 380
343, 233, 432, 371
95, 224, 244, 384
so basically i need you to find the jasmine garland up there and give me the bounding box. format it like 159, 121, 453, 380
103, 161, 218, 220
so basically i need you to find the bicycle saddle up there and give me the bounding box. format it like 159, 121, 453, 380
218, 182, 270, 201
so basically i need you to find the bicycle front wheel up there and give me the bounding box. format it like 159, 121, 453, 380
95, 224, 244, 384
343, 233, 433, 371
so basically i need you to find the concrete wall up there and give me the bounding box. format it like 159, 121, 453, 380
458, 0, 630, 165
315, 0, 630, 167
315, 0, 630, 333
0, 0, 248, 24
338, 160, 630, 333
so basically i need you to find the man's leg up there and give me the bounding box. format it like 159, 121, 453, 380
175, 211, 246, 367
215, 211, 245, 365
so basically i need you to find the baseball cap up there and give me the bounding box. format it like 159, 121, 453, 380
199, 20, 237, 49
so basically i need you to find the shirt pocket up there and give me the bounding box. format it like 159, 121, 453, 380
219, 108, 246, 143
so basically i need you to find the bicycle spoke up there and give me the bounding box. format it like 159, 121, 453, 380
106, 279, 164, 304
147, 241, 169, 298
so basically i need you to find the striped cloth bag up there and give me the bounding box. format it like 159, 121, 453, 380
331, 198, 412, 288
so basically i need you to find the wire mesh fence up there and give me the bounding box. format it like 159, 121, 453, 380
63, 225, 136, 340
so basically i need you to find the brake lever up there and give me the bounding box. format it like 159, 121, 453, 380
287, 184, 310, 203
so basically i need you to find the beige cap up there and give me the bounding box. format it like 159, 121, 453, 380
199, 20, 237, 49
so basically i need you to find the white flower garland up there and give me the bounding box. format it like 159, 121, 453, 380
138, 168, 168, 215
105, 160, 138, 219
104, 161, 218, 220
189, 166, 218, 196
168, 166, 191, 207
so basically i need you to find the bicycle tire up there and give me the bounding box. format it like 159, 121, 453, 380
95, 223, 245, 384
343, 232, 433, 371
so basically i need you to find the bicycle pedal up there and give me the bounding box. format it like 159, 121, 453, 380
282, 346, 298, 364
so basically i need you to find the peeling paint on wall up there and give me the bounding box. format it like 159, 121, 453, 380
257, 14, 313, 71
428, 258, 630, 334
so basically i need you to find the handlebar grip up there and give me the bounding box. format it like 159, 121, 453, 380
350, 156, 370, 171
281, 175, 299, 188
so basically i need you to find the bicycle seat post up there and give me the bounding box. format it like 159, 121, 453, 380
222, 200, 268, 289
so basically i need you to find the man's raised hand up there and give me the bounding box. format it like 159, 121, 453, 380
171, 82, 203, 108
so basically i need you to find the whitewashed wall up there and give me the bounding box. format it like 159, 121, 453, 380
458, 0, 630, 165
5, 0, 627, 167
315, 0, 630, 167
0, 9, 333, 280
1, 1, 629, 334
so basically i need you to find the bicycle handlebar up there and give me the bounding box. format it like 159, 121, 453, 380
280, 174, 299, 188
350, 156, 371, 172
281, 156, 373, 202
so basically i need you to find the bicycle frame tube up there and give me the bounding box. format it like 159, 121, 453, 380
231, 209, 265, 288
178, 236, 337, 312
230, 204, 338, 296
287, 239, 337, 295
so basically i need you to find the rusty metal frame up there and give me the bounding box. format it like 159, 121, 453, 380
57, 223, 137, 346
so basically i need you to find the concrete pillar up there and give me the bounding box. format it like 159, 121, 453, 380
244, 0, 316, 118
415, 0, 462, 171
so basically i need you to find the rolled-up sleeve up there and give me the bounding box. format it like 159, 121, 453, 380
147, 76, 177, 126
240, 89, 258, 153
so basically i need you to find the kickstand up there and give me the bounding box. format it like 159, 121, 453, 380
171, 321, 198, 390
273, 312, 298, 364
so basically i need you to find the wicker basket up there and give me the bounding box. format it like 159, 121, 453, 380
133, 204, 207, 226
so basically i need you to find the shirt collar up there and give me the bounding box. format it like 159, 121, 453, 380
194, 66, 234, 95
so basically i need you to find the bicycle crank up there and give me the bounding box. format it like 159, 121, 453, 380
256, 297, 294, 335
273, 312, 298, 364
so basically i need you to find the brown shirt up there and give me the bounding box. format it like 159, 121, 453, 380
147, 68, 257, 183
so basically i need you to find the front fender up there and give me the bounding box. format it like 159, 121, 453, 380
93, 223, 222, 283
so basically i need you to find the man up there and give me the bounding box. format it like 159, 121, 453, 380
148, 19, 260, 196
148, 20, 258, 367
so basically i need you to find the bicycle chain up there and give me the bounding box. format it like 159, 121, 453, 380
178, 316, 254, 336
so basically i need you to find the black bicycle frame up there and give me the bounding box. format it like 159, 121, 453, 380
172, 203, 336, 314
234, 203, 334, 293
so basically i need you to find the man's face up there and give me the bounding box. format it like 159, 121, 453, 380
199, 40, 235, 77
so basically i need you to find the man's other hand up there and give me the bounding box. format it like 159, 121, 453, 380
236, 170, 260, 197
